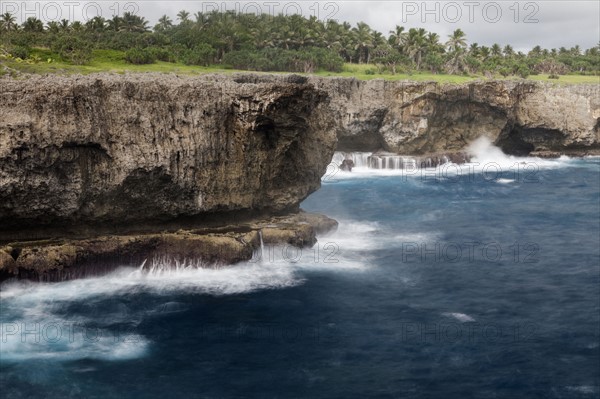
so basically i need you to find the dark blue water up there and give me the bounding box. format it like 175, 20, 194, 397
1, 156, 599, 399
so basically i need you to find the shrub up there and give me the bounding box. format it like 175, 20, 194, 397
548, 74, 560, 79
223, 47, 343, 73
223, 50, 271, 70
181, 44, 216, 66
517, 66, 531, 79
499, 67, 511, 77
10, 46, 30, 59
27, 54, 42, 64
534, 59, 569, 75
365, 68, 376, 75
51, 37, 92, 65
149, 47, 176, 63
124, 47, 156, 64
312, 48, 344, 72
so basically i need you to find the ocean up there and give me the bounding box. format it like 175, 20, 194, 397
1, 142, 599, 398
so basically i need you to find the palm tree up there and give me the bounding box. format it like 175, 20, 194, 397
570, 45, 581, 56
479, 46, 490, 61
388, 25, 407, 52
352, 22, 374, 64
426, 32, 442, 53
445, 29, 468, 74
154, 14, 173, 32
446, 47, 468, 74
22, 17, 44, 32
491, 43, 502, 57
469, 43, 479, 56
59, 19, 70, 32
177, 10, 190, 23
405, 28, 427, 69
46, 21, 60, 34
503, 45, 514, 58
86, 16, 106, 32
120, 12, 148, 33
274, 24, 295, 50
336, 21, 354, 62
306, 15, 324, 43
70, 21, 83, 32
446, 29, 467, 53
528, 45, 542, 57
1, 12, 17, 31
107, 16, 121, 32
294, 26, 317, 49
250, 24, 274, 49
322, 20, 342, 51
371, 31, 386, 48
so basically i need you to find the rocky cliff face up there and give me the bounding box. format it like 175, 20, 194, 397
0, 73, 336, 240
309, 78, 600, 157
2, 74, 598, 238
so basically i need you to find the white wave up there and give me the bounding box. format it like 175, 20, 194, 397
0, 261, 302, 363
1, 262, 300, 302
0, 218, 393, 362
393, 232, 439, 242
496, 178, 515, 184
466, 136, 507, 163
565, 386, 598, 395
327, 137, 580, 181
0, 220, 391, 305
0, 326, 149, 362
326, 166, 416, 180
250, 220, 383, 271
0, 218, 439, 363
317, 220, 438, 256
466, 136, 574, 171
0, 298, 149, 363
442, 312, 476, 322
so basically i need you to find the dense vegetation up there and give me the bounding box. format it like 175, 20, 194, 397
1, 10, 599, 79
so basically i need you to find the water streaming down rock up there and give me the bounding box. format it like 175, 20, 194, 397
332, 151, 470, 171
258, 230, 265, 261
137, 257, 219, 275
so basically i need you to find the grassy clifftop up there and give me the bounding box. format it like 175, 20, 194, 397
2, 48, 598, 84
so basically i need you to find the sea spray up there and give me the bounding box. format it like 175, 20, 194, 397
0, 218, 392, 362
328, 138, 577, 180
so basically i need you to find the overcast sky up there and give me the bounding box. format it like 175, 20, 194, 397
5, 1, 599, 51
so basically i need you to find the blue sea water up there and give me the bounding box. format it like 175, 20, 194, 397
1, 151, 599, 398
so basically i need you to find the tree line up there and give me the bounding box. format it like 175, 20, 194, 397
1, 10, 598, 77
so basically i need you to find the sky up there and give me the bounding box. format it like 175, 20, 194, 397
3, 1, 599, 51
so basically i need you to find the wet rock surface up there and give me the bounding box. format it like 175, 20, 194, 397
0, 212, 337, 282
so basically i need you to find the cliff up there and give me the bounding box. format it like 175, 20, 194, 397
1, 73, 598, 279
0, 73, 336, 240
309, 78, 599, 157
